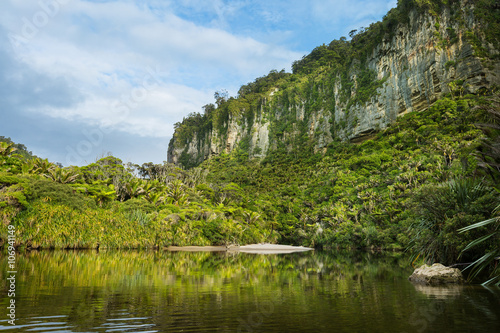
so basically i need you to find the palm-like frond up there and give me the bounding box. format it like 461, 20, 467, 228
44, 167, 80, 184
459, 199, 500, 286
0, 142, 18, 157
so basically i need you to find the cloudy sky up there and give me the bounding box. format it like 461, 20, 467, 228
0, 0, 396, 166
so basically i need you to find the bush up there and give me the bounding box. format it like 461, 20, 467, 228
0, 173, 29, 209
28, 179, 94, 211
121, 198, 156, 214
407, 178, 498, 265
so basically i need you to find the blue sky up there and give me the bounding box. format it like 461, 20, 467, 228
0, 0, 396, 166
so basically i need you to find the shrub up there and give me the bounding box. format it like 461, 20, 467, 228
407, 178, 498, 265
28, 179, 94, 211
121, 198, 156, 214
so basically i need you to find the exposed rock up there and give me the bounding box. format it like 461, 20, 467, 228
409, 263, 465, 285
168, 0, 500, 166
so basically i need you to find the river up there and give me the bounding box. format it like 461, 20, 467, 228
1, 250, 499, 332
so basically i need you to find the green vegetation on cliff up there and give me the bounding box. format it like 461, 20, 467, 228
170, 0, 500, 168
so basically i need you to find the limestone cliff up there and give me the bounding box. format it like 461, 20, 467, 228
168, 0, 499, 167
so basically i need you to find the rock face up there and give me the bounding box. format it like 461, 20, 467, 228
168, 0, 499, 166
409, 263, 465, 285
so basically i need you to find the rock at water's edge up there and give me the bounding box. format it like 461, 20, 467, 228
409, 263, 465, 285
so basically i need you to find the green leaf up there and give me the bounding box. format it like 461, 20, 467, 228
458, 218, 498, 233
460, 233, 496, 253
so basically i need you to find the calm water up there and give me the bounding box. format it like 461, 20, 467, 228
0, 250, 499, 333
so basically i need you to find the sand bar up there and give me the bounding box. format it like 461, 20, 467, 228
167, 243, 314, 254
167, 246, 227, 252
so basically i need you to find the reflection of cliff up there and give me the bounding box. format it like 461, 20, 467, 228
168, 0, 500, 167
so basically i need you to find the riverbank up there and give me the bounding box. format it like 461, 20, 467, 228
167, 244, 314, 254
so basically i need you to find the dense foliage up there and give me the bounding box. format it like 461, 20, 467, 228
2, 93, 498, 263
1, 153, 272, 249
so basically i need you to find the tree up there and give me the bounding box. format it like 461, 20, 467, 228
91, 188, 116, 207
165, 180, 189, 206
474, 94, 500, 181
44, 167, 80, 184
214, 90, 229, 107
0, 142, 17, 157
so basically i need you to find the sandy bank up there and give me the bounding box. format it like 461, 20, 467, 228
167, 243, 314, 254
167, 246, 227, 252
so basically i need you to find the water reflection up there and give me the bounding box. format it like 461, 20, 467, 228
412, 284, 464, 299
0, 250, 499, 332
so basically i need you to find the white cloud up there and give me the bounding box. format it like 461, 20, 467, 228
1, 0, 300, 141
43, 82, 214, 138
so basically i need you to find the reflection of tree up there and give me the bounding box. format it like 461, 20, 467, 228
3, 250, 414, 288
0, 251, 414, 332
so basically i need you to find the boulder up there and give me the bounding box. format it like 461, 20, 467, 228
409, 263, 465, 285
